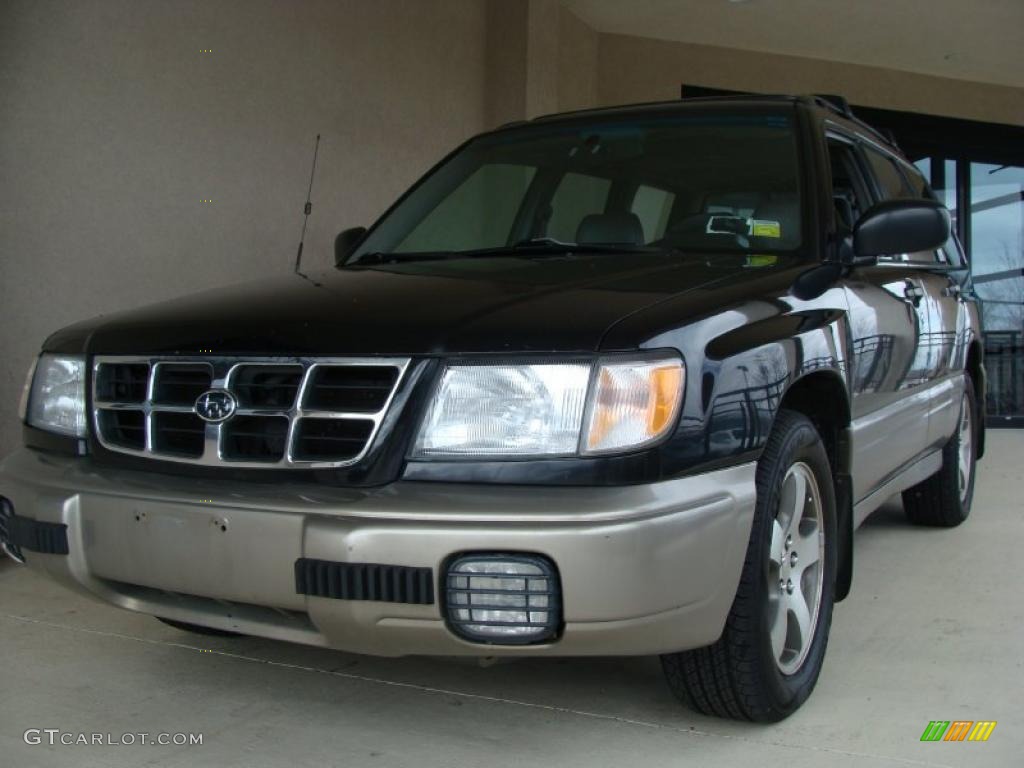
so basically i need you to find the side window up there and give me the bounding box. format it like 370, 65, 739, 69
546, 172, 612, 242
864, 147, 915, 200
904, 161, 960, 266
865, 146, 943, 264
826, 138, 872, 235
901, 162, 933, 200
396, 163, 536, 252
630, 184, 675, 243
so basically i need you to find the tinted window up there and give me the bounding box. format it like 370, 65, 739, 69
397, 164, 536, 252
901, 162, 932, 199
630, 184, 675, 243
546, 173, 611, 243
865, 147, 940, 264
864, 147, 915, 200
827, 138, 872, 233
351, 113, 804, 262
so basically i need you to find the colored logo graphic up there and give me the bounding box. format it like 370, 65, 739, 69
920, 721, 997, 742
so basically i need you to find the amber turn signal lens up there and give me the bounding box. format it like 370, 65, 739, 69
584, 359, 684, 454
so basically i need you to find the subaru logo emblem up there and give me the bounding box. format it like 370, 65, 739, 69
194, 389, 237, 423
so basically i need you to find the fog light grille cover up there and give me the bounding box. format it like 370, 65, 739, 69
445, 553, 560, 645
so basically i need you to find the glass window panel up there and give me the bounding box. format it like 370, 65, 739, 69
396, 163, 536, 252
630, 184, 675, 243
941, 159, 958, 227
972, 163, 1024, 204
865, 147, 915, 200
970, 162, 1024, 418
912, 156, 961, 266
352, 114, 805, 259
546, 172, 612, 243
903, 161, 931, 198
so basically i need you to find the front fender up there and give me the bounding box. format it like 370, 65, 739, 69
633, 285, 852, 472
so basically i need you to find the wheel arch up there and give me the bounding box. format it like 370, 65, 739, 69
775, 370, 855, 601
965, 340, 986, 460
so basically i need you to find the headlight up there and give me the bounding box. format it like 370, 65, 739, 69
24, 354, 88, 437
414, 363, 591, 457
413, 356, 683, 459
583, 359, 684, 454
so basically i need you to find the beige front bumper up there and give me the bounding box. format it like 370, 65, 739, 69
0, 448, 756, 657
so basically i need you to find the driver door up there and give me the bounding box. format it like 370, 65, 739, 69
828, 135, 932, 510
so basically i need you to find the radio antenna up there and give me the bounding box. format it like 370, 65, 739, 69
294, 133, 321, 275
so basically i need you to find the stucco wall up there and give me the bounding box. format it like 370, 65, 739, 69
557, 5, 598, 114
0, 0, 488, 455
484, 0, 598, 125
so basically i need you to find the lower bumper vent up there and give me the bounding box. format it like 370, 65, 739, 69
0, 496, 22, 561
3, 507, 69, 557
294, 558, 434, 605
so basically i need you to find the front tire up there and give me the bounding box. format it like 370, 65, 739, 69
902, 374, 977, 527
661, 410, 837, 721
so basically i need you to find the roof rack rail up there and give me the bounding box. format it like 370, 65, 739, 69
813, 94, 853, 118
806, 94, 899, 151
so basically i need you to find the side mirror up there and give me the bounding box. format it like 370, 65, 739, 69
852, 199, 950, 261
334, 226, 367, 267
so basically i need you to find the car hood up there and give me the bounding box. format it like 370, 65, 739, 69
44, 253, 787, 356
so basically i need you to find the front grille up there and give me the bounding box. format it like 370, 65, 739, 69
92, 356, 409, 468
304, 365, 399, 412
98, 409, 146, 450
153, 411, 206, 457
233, 365, 303, 408
292, 418, 374, 461
222, 415, 288, 461
95, 363, 148, 402
153, 363, 212, 405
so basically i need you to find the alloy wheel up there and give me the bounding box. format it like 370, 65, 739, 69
767, 461, 825, 675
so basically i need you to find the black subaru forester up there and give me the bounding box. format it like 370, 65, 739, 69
2, 95, 984, 721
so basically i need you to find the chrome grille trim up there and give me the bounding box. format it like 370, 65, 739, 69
92, 356, 411, 468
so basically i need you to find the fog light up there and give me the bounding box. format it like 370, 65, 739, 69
0, 496, 23, 563
445, 553, 561, 645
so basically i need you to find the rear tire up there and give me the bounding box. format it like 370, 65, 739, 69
902, 374, 977, 528
661, 410, 837, 721
156, 617, 241, 637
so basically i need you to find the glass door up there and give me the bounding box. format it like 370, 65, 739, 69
970, 163, 1024, 423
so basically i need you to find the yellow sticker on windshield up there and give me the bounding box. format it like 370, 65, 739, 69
750, 219, 781, 238
745, 254, 778, 268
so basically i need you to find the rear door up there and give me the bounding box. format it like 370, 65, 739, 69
827, 134, 932, 507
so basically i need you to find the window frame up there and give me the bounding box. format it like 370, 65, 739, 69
839, 127, 956, 268
824, 129, 875, 233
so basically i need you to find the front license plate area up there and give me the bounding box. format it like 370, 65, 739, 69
79, 496, 305, 610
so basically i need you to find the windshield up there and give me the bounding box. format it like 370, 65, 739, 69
349, 111, 803, 264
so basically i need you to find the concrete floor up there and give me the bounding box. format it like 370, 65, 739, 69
1, 432, 1022, 768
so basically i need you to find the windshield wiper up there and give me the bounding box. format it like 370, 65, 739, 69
349, 250, 453, 266
448, 238, 660, 260
348, 239, 658, 267
516, 237, 651, 252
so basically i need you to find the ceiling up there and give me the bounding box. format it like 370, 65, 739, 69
563, 0, 1024, 89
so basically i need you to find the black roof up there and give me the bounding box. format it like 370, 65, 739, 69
512, 94, 898, 152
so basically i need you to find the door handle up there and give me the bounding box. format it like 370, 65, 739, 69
943, 283, 961, 298
903, 281, 925, 305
